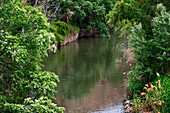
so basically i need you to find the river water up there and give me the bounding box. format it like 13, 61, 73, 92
43, 34, 130, 113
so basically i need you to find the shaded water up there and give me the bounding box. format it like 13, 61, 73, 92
43, 35, 130, 113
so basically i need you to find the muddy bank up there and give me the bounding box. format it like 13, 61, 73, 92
60, 28, 99, 46
61, 30, 79, 46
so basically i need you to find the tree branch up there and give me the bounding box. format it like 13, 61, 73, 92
47, 6, 59, 21
35, 0, 38, 8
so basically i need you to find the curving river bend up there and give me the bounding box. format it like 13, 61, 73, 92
43, 34, 130, 113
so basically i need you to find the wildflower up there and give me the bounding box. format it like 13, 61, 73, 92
162, 100, 165, 103
152, 98, 156, 100
147, 88, 153, 92
158, 80, 161, 88
127, 106, 130, 110
124, 104, 128, 108
144, 87, 147, 90
137, 99, 140, 102
125, 100, 130, 104
129, 107, 133, 111
145, 96, 148, 100
156, 72, 160, 77
153, 86, 157, 90
145, 84, 149, 87
157, 100, 162, 106
153, 102, 157, 104
141, 92, 145, 96
150, 84, 154, 88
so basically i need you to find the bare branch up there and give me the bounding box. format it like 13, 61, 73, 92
21, 27, 24, 35
43, 0, 46, 16
47, 6, 59, 21
35, 0, 38, 8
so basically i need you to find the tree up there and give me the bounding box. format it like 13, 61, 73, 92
47, 0, 112, 37
106, 0, 169, 37
0, 0, 64, 112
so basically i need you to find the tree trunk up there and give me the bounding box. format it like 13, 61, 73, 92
35, 0, 38, 7
43, 0, 46, 16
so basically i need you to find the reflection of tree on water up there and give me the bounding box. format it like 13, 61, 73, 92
54, 77, 127, 113
43, 34, 128, 100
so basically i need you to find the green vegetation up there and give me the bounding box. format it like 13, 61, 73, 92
49, 21, 70, 43
39, 0, 115, 37
127, 4, 169, 112
0, 0, 64, 112
25, 0, 114, 42
0, 0, 116, 112
107, 1, 169, 112
128, 4, 169, 92
1, 0, 169, 112
133, 73, 170, 112
49, 21, 80, 43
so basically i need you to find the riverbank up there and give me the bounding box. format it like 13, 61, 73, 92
121, 4, 170, 112
61, 30, 79, 46
59, 28, 100, 47
122, 44, 169, 113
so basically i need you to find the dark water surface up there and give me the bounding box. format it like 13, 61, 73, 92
43, 35, 130, 113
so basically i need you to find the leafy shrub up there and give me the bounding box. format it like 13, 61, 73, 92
106, 0, 168, 37
1, 96, 65, 113
54, 21, 69, 36
0, 1, 64, 112
127, 3, 170, 93
50, 21, 80, 43
68, 23, 80, 33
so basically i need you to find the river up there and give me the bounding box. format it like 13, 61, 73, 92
43, 34, 130, 113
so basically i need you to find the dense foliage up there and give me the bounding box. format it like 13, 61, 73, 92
24, 0, 114, 40
47, 0, 115, 37
107, 1, 169, 112
106, 0, 169, 37
127, 4, 170, 112
49, 21, 79, 43
128, 4, 170, 92
0, 1, 64, 112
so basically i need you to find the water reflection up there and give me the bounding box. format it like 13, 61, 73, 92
43, 35, 129, 113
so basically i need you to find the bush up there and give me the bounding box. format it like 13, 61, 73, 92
127, 3, 170, 93
0, 1, 64, 112
50, 21, 80, 43
1, 96, 65, 113
50, 21, 70, 43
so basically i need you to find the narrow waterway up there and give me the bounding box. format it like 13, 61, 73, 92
43, 34, 130, 113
